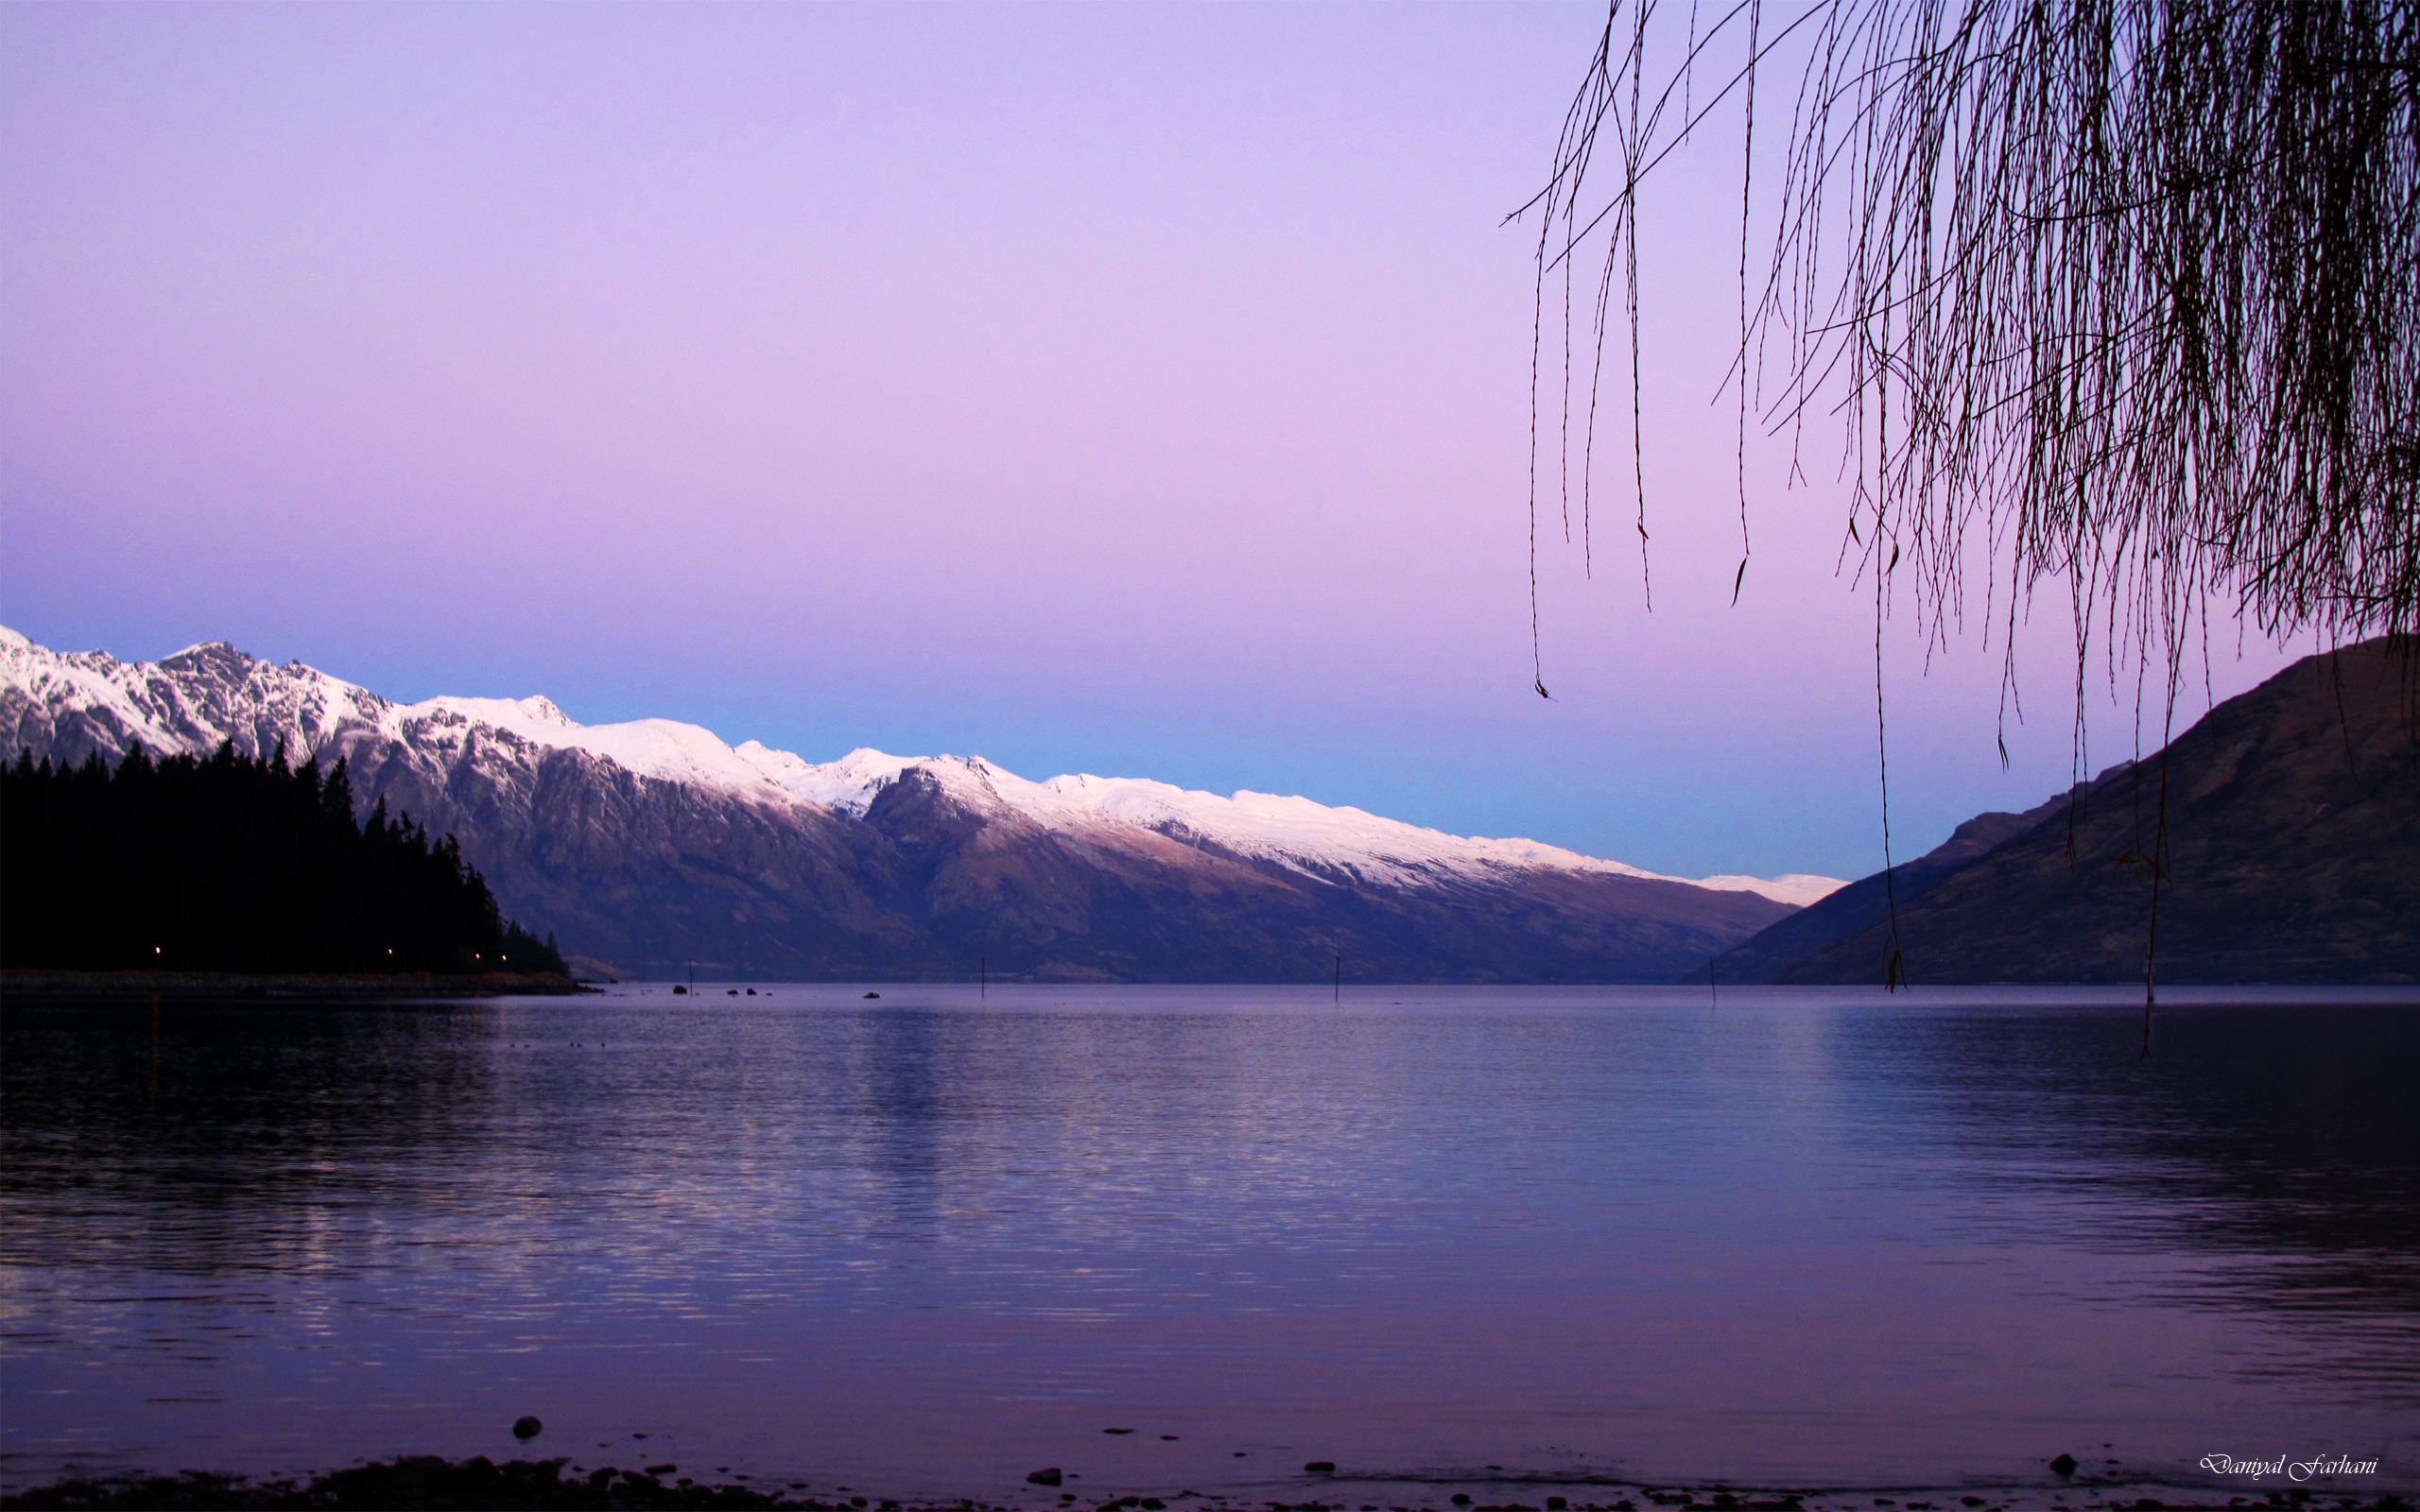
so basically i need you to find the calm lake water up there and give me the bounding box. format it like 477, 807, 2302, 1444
3, 986, 2414, 1500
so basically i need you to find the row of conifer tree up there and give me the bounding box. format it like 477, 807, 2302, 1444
3, 742, 567, 975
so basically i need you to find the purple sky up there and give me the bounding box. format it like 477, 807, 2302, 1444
0, 2, 2304, 881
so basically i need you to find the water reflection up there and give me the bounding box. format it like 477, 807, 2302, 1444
3, 988, 2414, 1492
1824, 1001, 2420, 1408
1832, 1004, 2418, 1261
4, 1002, 500, 1276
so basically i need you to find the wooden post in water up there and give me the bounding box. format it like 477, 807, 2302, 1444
1334, 953, 1340, 1004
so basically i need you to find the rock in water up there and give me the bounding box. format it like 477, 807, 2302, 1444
1305, 1462, 1336, 1473
511, 1416, 543, 1440
1028, 1469, 1064, 1486
2050, 1454, 2079, 1477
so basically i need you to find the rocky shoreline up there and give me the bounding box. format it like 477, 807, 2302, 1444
0, 969, 594, 1000
2, 1457, 2407, 1512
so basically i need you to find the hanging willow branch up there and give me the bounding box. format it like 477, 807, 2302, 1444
1518, 0, 2420, 670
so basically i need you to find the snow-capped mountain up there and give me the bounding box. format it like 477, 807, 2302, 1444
2, 627, 1840, 981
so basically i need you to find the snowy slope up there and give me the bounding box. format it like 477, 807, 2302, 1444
736, 751, 1840, 905
417, 694, 809, 807
1, 626, 1841, 906
0, 624, 384, 757
1028, 770, 1841, 905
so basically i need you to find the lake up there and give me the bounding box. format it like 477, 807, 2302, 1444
2, 985, 2413, 1502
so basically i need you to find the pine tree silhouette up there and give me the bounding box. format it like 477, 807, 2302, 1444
2, 744, 568, 975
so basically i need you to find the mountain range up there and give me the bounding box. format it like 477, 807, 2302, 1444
1703, 636, 2418, 986
1, 626, 1837, 983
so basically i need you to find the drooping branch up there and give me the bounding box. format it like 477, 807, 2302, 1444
1519, 0, 2420, 669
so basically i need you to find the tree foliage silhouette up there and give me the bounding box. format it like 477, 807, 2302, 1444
3, 742, 567, 976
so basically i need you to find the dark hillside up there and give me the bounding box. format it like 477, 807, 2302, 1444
1692, 787, 2078, 986
1757, 638, 2418, 985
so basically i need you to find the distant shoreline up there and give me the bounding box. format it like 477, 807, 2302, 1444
0, 968, 593, 1000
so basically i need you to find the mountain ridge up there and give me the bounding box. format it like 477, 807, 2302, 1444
2, 626, 1835, 982
1703, 636, 2418, 985
1690, 784, 2087, 986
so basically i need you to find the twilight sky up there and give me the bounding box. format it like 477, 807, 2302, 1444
0, 2, 2305, 881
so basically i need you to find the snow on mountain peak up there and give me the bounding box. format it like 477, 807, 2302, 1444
1028, 769, 1836, 902
421, 694, 574, 730
0, 625, 1843, 906
404, 697, 804, 800
742, 747, 920, 816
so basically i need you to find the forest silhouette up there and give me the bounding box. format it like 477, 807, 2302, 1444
3, 742, 566, 976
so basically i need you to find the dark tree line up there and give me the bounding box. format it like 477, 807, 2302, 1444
2, 742, 567, 976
